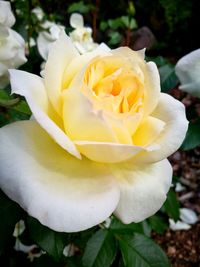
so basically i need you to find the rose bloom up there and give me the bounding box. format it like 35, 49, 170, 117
175, 49, 200, 98
0, 33, 188, 232
0, 1, 26, 88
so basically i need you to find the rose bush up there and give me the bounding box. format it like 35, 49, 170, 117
175, 49, 200, 98
0, 1, 26, 88
0, 32, 188, 232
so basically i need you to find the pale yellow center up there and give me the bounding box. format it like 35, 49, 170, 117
83, 56, 145, 115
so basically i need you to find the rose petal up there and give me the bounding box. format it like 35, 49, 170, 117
0, 121, 120, 232
133, 116, 165, 146
9, 69, 80, 159
175, 49, 200, 98
112, 159, 172, 223
44, 32, 79, 114
143, 61, 161, 116
63, 88, 118, 143
75, 141, 144, 163
132, 93, 188, 163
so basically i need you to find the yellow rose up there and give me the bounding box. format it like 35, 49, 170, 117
0, 33, 188, 232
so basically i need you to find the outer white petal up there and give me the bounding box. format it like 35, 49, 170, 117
113, 159, 172, 223
44, 32, 79, 114
0, 121, 120, 232
9, 69, 80, 159
175, 49, 200, 98
132, 93, 188, 163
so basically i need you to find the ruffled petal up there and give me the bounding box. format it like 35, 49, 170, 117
9, 69, 80, 159
131, 93, 188, 163
0, 121, 120, 232
113, 159, 172, 223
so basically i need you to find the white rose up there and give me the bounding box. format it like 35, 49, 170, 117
0, 0, 26, 88
0, 33, 188, 232
175, 49, 200, 98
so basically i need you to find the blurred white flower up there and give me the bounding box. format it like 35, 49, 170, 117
0, 1, 26, 88
13, 220, 25, 237
69, 13, 98, 54
169, 208, 198, 231
0, 0, 15, 28
175, 49, 200, 98
180, 208, 198, 225
32, 6, 44, 21
175, 182, 186, 192
169, 219, 191, 231
63, 244, 76, 257
37, 22, 65, 60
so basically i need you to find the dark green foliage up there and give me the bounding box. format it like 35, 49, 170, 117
181, 119, 200, 150
163, 189, 180, 221
118, 233, 170, 267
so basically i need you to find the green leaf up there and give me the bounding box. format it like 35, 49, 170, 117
118, 233, 170, 267
82, 229, 117, 267
67, 1, 94, 14
148, 215, 168, 234
110, 218, 151, 237
0, 190, 22, 254
159, 64, 179, 92
11, 100, 31, 115
108, 32, 122, 46
181, 119, 200, 150
27, 217, 68, 261
163, 189, 180, 221
129, 18, 137, 29
32, 254, 62, 267
108, 18, 123, 30
121, 16, 129, 28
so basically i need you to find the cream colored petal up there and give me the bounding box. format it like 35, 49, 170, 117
143, 61, 161, 116
133, 116, 165, 146
132, 93, 188, 163
63, 88, 118, 143
0, 121, 120, 232
75, 141, 143, 163
44, 32, 79, 114
113, 159, 172, 223
9, 69, 80, 159
112, 46, 145, 60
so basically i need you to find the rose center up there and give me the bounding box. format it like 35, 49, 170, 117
84, 56, 144, 114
